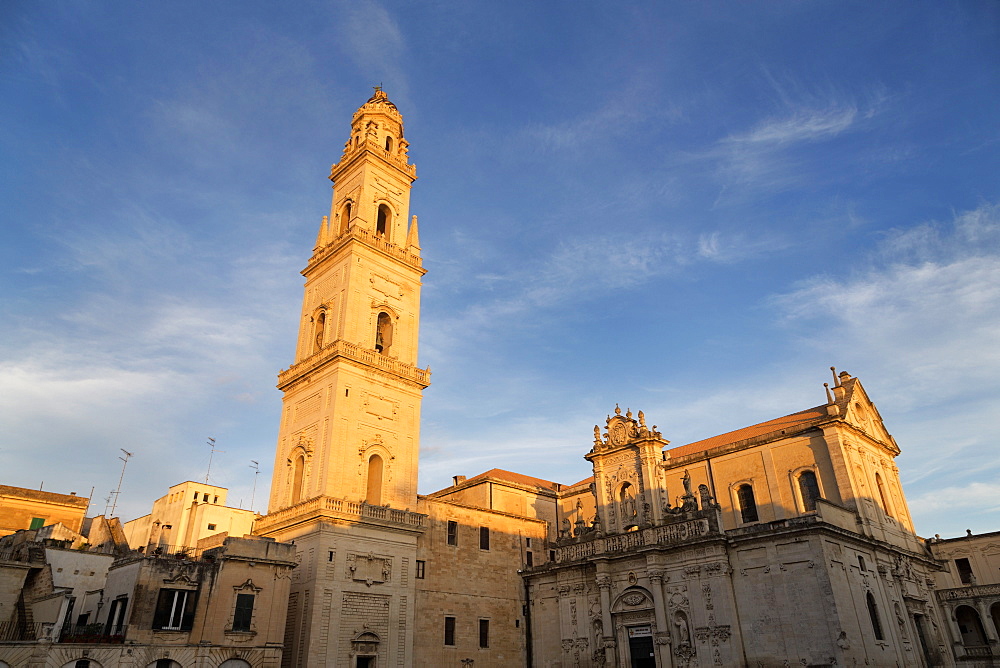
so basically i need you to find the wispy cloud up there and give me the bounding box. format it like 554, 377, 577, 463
342, 1, 408, 99
727, 106, 858, 146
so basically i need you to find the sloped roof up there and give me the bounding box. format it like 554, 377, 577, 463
665, 405, 828, 459
464, 468, 562, 491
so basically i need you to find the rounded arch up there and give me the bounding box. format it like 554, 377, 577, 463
866, 591, 884, 640
290, 451, 306, 505
62, 661, 105, 668
366, 453, 384, 505
376, 202, 392, 239
875, 470, 893, 518
339, 199, 353, 234
610, 586, 654, 613
374, 307, 396, 355
790, 466, 823, 513
312, 307, 328, 353
617, 481, 638, 529
144, 661, 182, 668
730, 479, 759, 524
385, 135, 393, 152
956, 604, 988, 648
219, 660, 252, 668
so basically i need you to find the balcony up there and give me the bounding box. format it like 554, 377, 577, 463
58, 623, 127, 644
256, 496, 426, 535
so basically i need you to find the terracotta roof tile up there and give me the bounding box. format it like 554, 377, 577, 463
465, 468, 562, 491
666, 405, 828, 459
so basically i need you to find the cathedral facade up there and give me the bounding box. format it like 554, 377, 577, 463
254, 91, 968, 668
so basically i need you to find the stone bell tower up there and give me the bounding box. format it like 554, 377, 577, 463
256, 89, 429, 668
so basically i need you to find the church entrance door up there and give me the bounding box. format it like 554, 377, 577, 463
627, 625, 657, 668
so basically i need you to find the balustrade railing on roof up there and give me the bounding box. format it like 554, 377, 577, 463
255, 495, 425, 534
311, 224, 422, 271
553, 514, 715, 564
279, 339, 430, 389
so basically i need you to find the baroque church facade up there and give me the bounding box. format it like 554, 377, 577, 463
254, 91, 967, 668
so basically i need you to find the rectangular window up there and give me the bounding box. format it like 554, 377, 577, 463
444, 616, 456, 646
194, 491, 198, 499
525, 537, 531, 548
232, 593, 254, 632
416, 560, 426, 579
328, 550, 334, 562
106, 596, 128, 635
202, 493, 209, 502
29, 517, 45, 530
447, 520, 458, 546
549, 550, 556, 562
479, 526, 490, 550
956, 558, 974, 585
479, 618, 490, 648
152, 589, 197, 630
207, 523, 217, 531
858, 555, 866, 572
525, 551, 533, 567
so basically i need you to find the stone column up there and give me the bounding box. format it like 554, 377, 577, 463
648, 568, 673, 668
597, 572, 617, 668
975, 599, 998, 643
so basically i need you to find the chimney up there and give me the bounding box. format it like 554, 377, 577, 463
453, 475, 467, 487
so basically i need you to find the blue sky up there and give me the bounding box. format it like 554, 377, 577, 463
1, 2, 998, 538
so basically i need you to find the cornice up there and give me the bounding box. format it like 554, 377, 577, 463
278, 339, 430, 392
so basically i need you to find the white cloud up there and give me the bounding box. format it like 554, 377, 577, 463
727, 106, 858, 146
774, 202, 1000, 407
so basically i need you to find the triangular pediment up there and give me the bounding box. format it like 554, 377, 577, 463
840, 377, 895, 447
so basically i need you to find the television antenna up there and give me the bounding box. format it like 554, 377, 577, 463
106, 448, 133, 517
249, 460, 260, 513
205, 437, 225, 484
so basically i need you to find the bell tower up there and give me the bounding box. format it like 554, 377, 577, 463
266, 87, 428, 514
256, 89, 428, 668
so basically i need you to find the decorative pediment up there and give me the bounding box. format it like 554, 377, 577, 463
612, 587, 654, 613
162, 573, 198, 588
234, 578, 262, 594
592, 405, 664, 453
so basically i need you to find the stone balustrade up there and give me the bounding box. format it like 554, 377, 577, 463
554, 516, 714, 564
278, 338, 431, 389
255, 495, 426, 535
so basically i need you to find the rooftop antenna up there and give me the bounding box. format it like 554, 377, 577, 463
249, 460, 260, 513
205, 437, 225, 484
107, 448, 133, 518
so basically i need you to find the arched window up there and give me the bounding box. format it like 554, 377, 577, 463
291, 454, 305, 504
385, 136, 393, 152
313, 311, 326, 353
798, 470, 821, 512
366, 454, 383, 505
875, 472, 893, 518
340, 201, 352, 234
736, 484, 758, 523
956, 605, 988, 648
375, 312, 393, 354
219, 659, 253, 668
376, 204, 390, 238
866, 591, 884, 640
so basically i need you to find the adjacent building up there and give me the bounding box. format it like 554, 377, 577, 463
0, 488, 89, 539
122, 482, 257, 558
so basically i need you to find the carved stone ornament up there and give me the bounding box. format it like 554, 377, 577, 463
622, 593, 646, 607
346, 552, 391, 586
